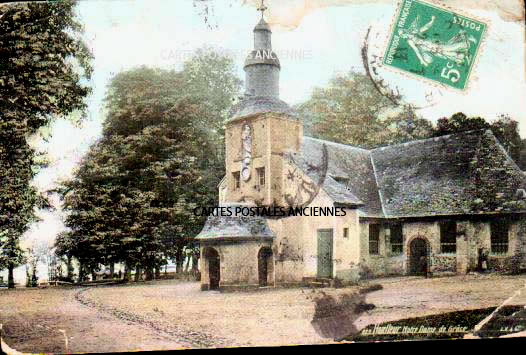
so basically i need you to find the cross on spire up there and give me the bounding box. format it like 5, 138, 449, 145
257, 0, 267, 19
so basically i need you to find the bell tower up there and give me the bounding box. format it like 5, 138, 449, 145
244, 1, 280, 99
224, 0, 303, 207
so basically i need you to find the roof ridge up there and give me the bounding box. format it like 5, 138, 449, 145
303, 136, 371, 152
372, 129, 490, 152
369, 153, 387, 217
304, 129, 491, 153
484, 130, 525, 175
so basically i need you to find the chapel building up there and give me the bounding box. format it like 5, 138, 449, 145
195, 10, 526, 291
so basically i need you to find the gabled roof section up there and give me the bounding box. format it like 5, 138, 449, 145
298, 137, 383, 215
371, 130, 526, 217
322, 175, 364, 206
298, 131, 526, 218
229, 96, 297, 122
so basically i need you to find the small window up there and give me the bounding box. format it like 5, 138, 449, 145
369, 224, 380, 255
343, 227, 349, 239
257, 167, 265, 186
491, 220, 509, 254
390, 224, 403, 254
232, 171, 240, 190
440, 221, 457, 253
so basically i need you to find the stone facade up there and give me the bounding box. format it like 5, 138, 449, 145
224, 113, 302, 207
200, 240, 273, 290
267, 190, 361, 284
355, 218, 526, 278
195, 11, 526, 291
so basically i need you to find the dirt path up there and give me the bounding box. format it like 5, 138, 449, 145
0, 287, 189, 353
2, 275, 524, 352
83, 280, 335, 348
74, 287, 231, 348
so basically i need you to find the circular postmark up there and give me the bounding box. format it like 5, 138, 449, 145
283, 143, 329, 209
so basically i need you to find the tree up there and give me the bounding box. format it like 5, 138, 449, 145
297, 71, 433, 149
0, 0, 92, 288
0, 128, 37, 288
0, 0, 93, 134
180, 48, 242, 126
434, 112, 523, 166
25, 240, 50, 287
54, 231, 76, 280
434, 112, 489, 136
519, 139, 526, 171
62, 53, 238, 279
491, 115, 523, 167
0, 229, 26, 288
180, 48, 242, 161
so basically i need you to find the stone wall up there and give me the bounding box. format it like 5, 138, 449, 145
224, 113, 302, 206
486, 219, 524, 273
432, 255, 457, 273
268, 188, 361, 283
200, 240, 273, 290
268, 215, 305, 284
358, 217, 526, 278
358, 221, 408, 277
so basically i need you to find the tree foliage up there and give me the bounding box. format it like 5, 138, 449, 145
0, 229, 26, 282
519, 139, 526, 171
0, 0, 92, 133
434, 112, 524, 168
297, 72, 525, 170
61, 52, 240, 279
297, 71, 434, 149
0, 0, 92, 287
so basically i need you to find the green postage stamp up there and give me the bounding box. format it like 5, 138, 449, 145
383, 0, 487, 90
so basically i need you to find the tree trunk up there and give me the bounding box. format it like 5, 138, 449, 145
26, 265, 31, 287
123, 264, 128, 282
155, 267, 161, 279
32, 264, 38, 287
78, 260, 85, 283
8, 265, 15, 289
123, 262, 131, 282
134, 266, 142, 282
175, 248, 183, 274
91, 270, 97, 281
184, 254, 191, 273
192, 254, 199, 272
145, 266, 154, 281
109, 263, 115, 279
66, 255, 73, 279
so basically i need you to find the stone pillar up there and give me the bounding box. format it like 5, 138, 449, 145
200, 246, 210, 291
456, 222, 469, 274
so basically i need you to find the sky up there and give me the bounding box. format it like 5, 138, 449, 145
5, 0, 525, 282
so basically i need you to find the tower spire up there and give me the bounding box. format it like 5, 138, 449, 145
257, 0, 267, 19
230, 0, 296, 120
242, 0, 279, 99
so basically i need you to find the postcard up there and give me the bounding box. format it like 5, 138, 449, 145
1, 0, 525, 352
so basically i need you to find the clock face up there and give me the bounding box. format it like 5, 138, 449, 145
241, 167, 250, 181
241, 124, 252, 181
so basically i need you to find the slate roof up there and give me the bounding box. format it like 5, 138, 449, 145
254, 17, 272, 32
195, 203, 275, 241
229, 96, 298, 122
290, 138, 379, 213
299, 130, 526, 218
